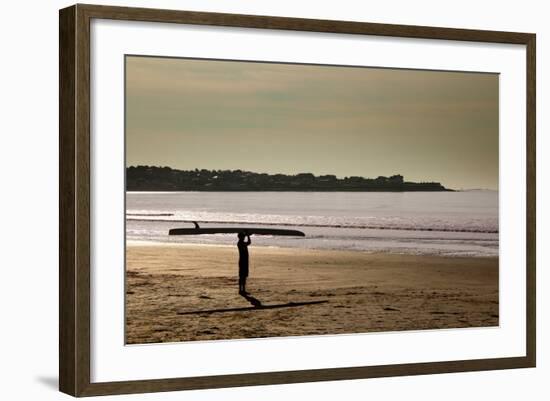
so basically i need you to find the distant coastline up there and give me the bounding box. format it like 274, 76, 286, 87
126, 166, 452, 192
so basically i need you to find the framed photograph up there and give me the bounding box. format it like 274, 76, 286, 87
59, 4, 536, 397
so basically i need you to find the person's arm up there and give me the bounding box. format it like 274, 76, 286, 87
245, 234, 251, 245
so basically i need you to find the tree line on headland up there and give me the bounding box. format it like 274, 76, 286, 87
126, 166, 452, 192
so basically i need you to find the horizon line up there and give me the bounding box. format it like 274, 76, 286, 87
126, 165, 446, 183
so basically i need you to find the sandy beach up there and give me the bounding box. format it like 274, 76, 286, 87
125, 244, 498, 344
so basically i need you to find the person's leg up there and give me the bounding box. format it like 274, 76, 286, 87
239, 276, 248, 293
242, 260, 249, 294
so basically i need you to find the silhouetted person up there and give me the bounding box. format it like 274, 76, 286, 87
237, 232, 251, 294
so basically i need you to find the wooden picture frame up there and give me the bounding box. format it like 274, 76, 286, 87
59, 3, 536, 397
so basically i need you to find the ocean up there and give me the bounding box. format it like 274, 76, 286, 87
126, 190, 498, 257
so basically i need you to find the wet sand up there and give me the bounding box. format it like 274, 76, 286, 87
126, 244, 498, 344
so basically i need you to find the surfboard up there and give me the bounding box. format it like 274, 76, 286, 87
169, 227, 305, 236
168, 221, 305, 237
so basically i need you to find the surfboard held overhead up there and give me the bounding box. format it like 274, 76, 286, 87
168, 227, 305, 236
168, 221, 305, 237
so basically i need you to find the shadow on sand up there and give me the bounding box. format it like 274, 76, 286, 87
177, 293, 328, 316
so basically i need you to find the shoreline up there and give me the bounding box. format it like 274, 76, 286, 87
126, 244, 499, 344
126, 239, 499, 258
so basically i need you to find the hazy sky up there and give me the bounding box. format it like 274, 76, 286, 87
126, 56, 499, 190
